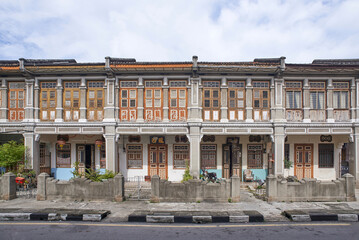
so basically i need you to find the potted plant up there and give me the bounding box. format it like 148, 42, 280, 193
283, 158, 293, 177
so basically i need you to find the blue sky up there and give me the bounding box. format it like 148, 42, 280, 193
0, 0, 358, 63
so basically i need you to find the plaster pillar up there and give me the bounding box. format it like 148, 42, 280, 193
273, 78, 285, 121
189, 126, 201, 178
105, 125, 118, 172
355, 79, 359, 121
137, 77, 144, 122
220, 77, 228, 122
55, 78, 63, 122
350, 79, 356, 122
303, 79, 311, 122
274, 127, 285, 176
23, 132, 40, 175
189, 77, 201, 122
0, 79, 8, 122
79, 78, 87, 122
349, 127, 359, 187
24, 79, 35, 121
34, 79, 40, 121
104, 78, 115, 122
115, 78, 119, 120
245, 78, 253, 122
163, 77, 169, 122
327, 79, 334, 122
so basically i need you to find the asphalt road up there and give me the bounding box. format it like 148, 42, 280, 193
0, 222, 358, 240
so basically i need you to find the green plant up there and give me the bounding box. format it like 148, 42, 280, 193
71, 161, 82, 178
85, 168, 102, 182
228, 198, 232, 203
284, 158, 293, 169
100, 170, 116, 180
181, 159, 193, 182
196, 200, 201, 203
0, 141, 25, 172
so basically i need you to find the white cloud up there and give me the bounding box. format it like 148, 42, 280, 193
0, 0, 358, 63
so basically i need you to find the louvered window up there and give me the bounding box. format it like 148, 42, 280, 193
173, 145, 190, 168
318, 144, 334, 168
127, 144, 143, 169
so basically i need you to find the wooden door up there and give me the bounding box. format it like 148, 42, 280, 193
223, 144, 242, 179
148, 145, 167, 179
294, 144, 313, 179
8, 82, 25, 121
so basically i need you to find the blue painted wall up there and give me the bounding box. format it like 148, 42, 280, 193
0, 167, 5, 174
99, 168, 106, 174
51, 168, 73, 180
242, 169, 268, 181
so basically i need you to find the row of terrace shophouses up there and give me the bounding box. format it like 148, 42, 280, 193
0, 56, 358, 186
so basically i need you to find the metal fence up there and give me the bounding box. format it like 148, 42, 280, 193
124, 176, 151, 200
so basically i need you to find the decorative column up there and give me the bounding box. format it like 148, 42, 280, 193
137, 77, 144, 122
189, 77, 201, 122
34, 79, 40, 122
303, 78, 311, 122
349, 127, 359, 187
355, 79, 359, 121
187, 77, 191, 119
327, 79, 334, 122
55, 78, 63, 122
79, 78, 87, 122
163, 77, 169, 122
274, 127, 285, 176
273, 77, 285, 122
220, 77, 228, 122
105, 126, 118, 172
350, 79, 356, 122
189, 125, 201, 178
115, 78, 119, 120
104, 77, 116, 122
24, 78, 35, 122
0, 79, 8, 122
245, 78, 253, 122
23, 132, 40, 175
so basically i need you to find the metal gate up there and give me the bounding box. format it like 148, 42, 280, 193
124, 176, 151, 200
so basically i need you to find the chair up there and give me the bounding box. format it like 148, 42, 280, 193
243, 169, 254, 182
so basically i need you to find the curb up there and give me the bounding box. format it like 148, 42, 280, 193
129, 211, 264, 223
284, 210, 359, 222
0, 212, 109, 222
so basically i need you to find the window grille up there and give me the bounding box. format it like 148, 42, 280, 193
247, 145, 263, 168
145, 81, 162, 87
9, 82, 25, 89
121, 81, 137, 88
286, 82, 302, 88
173, 145, 190, 168
100, 144, 106, 168
253, 82, 269, 88
64, 82, 80, 88
228, 81, 245, 88
127, 144, 143, 169
203, 81, 219, 88
56, 143, 71, 168
88, 82, 104, 88
201, 144, 217, 169
310, 91, 325, 109
309, 82, 325, 89
318, 144, 334, 168
333, 82, 349, 89
41, 82, 56, 88
170, 81, 187, 87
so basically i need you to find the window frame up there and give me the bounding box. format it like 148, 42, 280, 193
119, 81, 138, 121
126, 144, 143, 169
202, 81, 220, 121
40, 82, 57, 121
252, 81, 270, 121
228, 81, 246, 120
318, 144, 334, 168
8, 82, 25, 121
247, 144, 263, 169
63, 81, 81, 121
144, 81, 162, 121
333, 81, 349, 110
173, 144, 190, 169
200, 144, 217, 169
309, 81, 326, 110
285, 82, 302, 109
169, 81, 187, 121
87, 81, 104, 121
56, 143, 71, 168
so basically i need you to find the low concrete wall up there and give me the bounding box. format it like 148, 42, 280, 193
0, 172, 16, 200
151, 175, 240, 203
37, 172, 125, 202
266, 173, 356, 202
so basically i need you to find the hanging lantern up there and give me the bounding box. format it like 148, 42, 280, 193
95, 139, 103, 149
57, 139, 66, 149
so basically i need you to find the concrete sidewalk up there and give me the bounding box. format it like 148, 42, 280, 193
0, 189, 358, 223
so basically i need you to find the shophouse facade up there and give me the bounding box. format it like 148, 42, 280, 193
0, 56, 358, 185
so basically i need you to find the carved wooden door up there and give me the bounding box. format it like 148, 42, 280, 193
223, 144, 242, 179
148, 145, 167, 179
294, 144, 313, 180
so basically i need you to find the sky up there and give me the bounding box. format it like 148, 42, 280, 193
0, 0, 358, 63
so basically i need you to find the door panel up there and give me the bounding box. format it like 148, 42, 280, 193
222, 144, 242, 179
295, 144, 313, 180
148, 145, 168, 179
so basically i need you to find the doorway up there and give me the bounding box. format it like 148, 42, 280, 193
148, 144, 168, 179
77, 144, 95, 170
294, 144, 313, 179
223, 141, 242, 179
